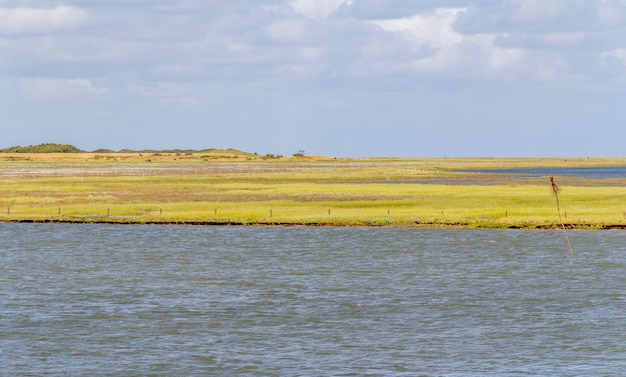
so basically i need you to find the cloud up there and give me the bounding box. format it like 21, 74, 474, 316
264, 19, 309, 43
0, 1, 624, 102
289, 0, 350, 19
509, 0, 569, 24
603, 48, 626, 64
455, 0, 626, 34
0, 6, 89, 36
363, 7, 577, 82
335, 0, 476, 19
600, 48, 626, 78
19, 77, 106, 99
596, 1, 626, 26
495, 32, 589, 50
446, 1, 626, 83
1, 1, 626, 156
371, 8, 466, 50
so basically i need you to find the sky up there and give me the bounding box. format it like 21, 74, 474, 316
1, 0, 626, 157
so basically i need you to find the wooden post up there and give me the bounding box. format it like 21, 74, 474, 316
328, 209, 331, 215
270, 209, 273, 218
215, 208, 217, 215
58, 207, 61, 215
7, 206, 9, 215
107, 208, 110, 217
505, 210, 508, 217
160, 208, 162, 215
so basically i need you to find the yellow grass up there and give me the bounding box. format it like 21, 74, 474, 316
1, 154, 626, 228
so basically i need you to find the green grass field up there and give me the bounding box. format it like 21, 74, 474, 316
1, 153, 626, 228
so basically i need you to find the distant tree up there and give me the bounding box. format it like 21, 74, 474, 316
292, 150, 306, 157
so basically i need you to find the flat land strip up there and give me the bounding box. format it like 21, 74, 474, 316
2, 151, 626, 229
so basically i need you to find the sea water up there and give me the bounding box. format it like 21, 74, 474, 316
1, 224, 624, 376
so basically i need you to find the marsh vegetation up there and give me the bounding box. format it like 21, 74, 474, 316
1, 152, 625, 228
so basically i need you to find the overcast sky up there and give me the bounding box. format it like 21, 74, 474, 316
1, 0, 626, 157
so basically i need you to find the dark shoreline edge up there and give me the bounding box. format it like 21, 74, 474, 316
2, 219, 625, 230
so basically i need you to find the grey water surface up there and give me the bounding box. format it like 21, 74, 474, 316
467, 166, 626, 180
1, 224, 624, 376
458, 166, 626, 185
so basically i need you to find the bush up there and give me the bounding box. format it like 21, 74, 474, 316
0, 143, 83, 153
262, 153, 283, 160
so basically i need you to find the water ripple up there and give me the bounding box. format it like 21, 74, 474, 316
1, 224, 624, 376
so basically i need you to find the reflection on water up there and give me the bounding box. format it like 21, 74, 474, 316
1, 224, 625, 376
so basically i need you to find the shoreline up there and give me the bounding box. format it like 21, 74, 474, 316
3, 218, 625, 230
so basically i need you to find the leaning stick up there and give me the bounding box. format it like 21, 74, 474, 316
550, 176, 576, 263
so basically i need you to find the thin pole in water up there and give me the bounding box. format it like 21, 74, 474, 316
550, 176, 576, 263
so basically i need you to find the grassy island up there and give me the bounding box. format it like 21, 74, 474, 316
1, 150, 626, 229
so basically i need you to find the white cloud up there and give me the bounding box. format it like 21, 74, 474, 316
1, 1, 626, 157
372, 8, 466, 50
0, 6, 89, 36
596, 1, 626, 25
264, 19, 308, 43
365, 7, 579, 81
0, 1, 622, 98
601, 48, 626, 66
19, 77, 105, 99
509, 0, 568, 24
289, 0, 351, 19
496, 32, 589, 50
